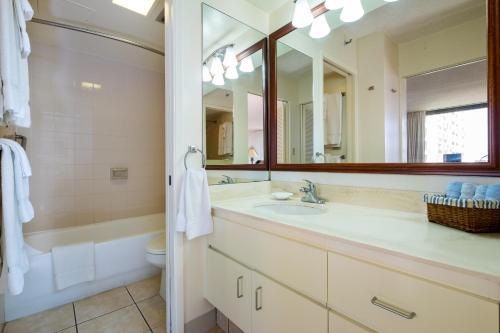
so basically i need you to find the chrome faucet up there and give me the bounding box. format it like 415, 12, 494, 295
300, 180, 326, 204
219, 175, 235, 185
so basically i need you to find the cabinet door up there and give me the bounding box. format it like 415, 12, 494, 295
205, 248, 252, 333
329, 312, 373, 333
251, 271, 328, 333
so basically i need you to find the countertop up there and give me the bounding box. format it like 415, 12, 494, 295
211, 195, 500, 293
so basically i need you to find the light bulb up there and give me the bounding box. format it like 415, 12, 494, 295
239, 57, 254, 73
340, 0, 364, 22
210, 57, 224, 75
292, 0, 314, 28
212, 73, 225, 86
384, 0, 398, 2
324, 0, 344, 10
223, 46, 238, 67
225, 65, 239, 80
309, 14, 331, 39
202, 64, 212, 82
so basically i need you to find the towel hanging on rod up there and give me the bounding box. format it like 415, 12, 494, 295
184, 146, 206, 170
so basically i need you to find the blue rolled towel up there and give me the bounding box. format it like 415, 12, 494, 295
446, 182, 462, 199
473, 185, 488, 200
459, 183, 476, 200
485, 184, 500, 201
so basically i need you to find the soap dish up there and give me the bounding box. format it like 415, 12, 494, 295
271, 192, 294, 200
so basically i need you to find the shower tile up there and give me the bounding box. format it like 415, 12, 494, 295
77, 305, 149, 333
137, 295, 166, 330
4, 304, 75, 333
127, 275, 161, 302
74, 287, 133, 323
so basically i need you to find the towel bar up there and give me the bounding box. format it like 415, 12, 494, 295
184, 146, 206, 170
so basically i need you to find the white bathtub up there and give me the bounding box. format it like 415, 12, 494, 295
5, 213, 165, 321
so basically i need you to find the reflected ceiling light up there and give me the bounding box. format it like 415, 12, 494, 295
112, 0, 156, 16
225, 65, 239, 80
309, 14, 331, 39
292, 0, 314, 28
324, 0, 344, 10
239, 57, 255, 73
223, 46, 238, 67
210, 57, 224, 76
202, 63, 212, 82
340, 0, 364, 22
384, 0, 399, 2
212, 73, 225, 86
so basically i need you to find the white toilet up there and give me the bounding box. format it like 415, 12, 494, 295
146, 233, 166, 300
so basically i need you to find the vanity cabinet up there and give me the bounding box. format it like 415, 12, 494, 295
205, 247, 327, 333
329, 312, 372, 333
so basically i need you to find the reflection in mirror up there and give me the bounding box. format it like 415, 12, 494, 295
275, 0, 488, 165
202, 4, 269, 184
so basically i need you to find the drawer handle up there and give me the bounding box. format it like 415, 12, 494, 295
237, 276, 243, 299
255, 287, 263, 311
371, 297, 416, 319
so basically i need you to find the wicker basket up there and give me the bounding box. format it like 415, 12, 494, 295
426, 203, 500, 233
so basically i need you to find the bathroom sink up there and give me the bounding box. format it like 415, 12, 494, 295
253, 202, 326, 216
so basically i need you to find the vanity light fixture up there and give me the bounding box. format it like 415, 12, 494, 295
309, 14, 331, 39
324, 0, 344, 10
202, 63, 212, 82
112, 0, 156, 16
340, 0, 365, 22
384, 0, 399, 2
223, 46, 238, 67
212, 72, 225, 86
292, 0, 314, 28
225, 65, 239, 80
209, 56, 224, 76
239, 56, 255, 73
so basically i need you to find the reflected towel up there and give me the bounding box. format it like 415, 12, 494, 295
473, 185, 488, 200
52, 242, 95, 290
459, 183, 476, 200
324, 93, 342, 146
485, 184, 500, 201
445, 182, 462, 199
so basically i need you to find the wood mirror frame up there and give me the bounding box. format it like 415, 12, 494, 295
269, 0, 500, 176
206, 38, 269, 171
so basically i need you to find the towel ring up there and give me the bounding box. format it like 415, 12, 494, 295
184, 146, 206, 170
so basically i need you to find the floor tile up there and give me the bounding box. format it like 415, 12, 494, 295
137, 295, 165, 330
74, 287, 133, 323
206, 328, 226, 333
127, 274, 161, 302
58, 327, 77, 333
4, 304, 75, 333
77, 305, 149, 333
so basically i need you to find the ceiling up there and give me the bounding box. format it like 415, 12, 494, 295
30, 0, 164, 50
245, 0, 289, 13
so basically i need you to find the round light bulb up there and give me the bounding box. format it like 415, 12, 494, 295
309, 14, 331, 39
340, 0, 364, 22
210, 57, 224, 75
324, 0, 344, 10
212, 73, 225, 86
292, 0, 314, 28
239, 57, 254, 73
223, 46, 238, 67
225, 65, 239, 80
202, 64, 212, 82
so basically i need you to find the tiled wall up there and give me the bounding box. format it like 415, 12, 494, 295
18, 24, 165, 233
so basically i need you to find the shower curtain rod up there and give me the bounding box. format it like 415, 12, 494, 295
30, 17, 165, 56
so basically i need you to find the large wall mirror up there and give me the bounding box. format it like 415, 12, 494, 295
270, 0, 500, 175
202, 4, 268, 184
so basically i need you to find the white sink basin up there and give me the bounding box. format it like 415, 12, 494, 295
253, 202, 326, 216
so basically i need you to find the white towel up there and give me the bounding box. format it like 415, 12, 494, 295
217, 122, 233, 155
0, 143, 30, 295
0, 139, 34, 222
176, 169, 213, 240
323, 93, 342, 146
52, 242, 95, 290
0, 0, 33, 127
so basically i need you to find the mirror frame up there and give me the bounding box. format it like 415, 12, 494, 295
269, 0, 500, 176
205, 38, 269, 171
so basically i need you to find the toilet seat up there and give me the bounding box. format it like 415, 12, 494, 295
146, 234, 166, 255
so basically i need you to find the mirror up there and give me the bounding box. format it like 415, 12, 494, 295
271, 0, 493, 170
202, 4, 269, 184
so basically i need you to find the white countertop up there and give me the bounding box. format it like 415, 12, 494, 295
212, 195, 500, 292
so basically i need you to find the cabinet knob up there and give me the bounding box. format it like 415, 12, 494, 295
237, 276, 243, 298
255, 287, 263, 311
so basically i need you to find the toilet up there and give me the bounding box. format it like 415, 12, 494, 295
145, 233, 166, 300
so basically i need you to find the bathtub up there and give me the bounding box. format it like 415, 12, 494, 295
4, 213, 165, 321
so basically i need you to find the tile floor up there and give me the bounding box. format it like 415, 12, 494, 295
3, 275, 165, 333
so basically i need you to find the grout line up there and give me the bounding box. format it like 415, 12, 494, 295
76, 303, 133, 326
72, 303, 79, 333
125, 287, 154, 332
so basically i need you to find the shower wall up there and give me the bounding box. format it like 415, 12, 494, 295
19, 23, 165, 233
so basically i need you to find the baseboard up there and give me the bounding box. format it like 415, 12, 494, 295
184, 309, 216, 333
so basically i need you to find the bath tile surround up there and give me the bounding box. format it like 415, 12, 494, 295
3, 275, 164, 333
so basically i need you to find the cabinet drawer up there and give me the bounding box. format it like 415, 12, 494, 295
328, 252, 499, 333
329, 312, 372, 333
210, 217, 327, 303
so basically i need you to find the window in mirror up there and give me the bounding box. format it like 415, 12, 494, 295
272, 0, 488, 166
202, 4, 267, 170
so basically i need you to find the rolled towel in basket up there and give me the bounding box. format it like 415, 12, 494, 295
446, 182, 462, 199
485, 184, 500, 201
459, 183, 476, 200
473, 185, 488, 200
